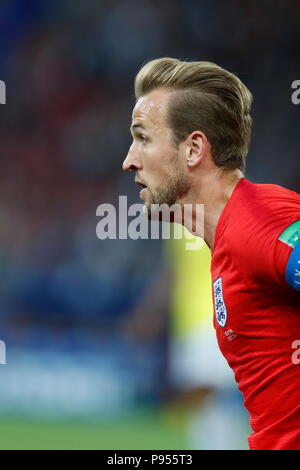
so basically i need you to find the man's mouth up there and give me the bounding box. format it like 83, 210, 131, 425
135, 180, 148, 198
135, 180, 147, 189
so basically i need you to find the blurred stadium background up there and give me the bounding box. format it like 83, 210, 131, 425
0, 0, 299, 449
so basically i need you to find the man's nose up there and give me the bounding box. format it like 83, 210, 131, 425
122, 148, 142, 172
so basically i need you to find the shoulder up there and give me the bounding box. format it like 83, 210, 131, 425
222, 179, 300, 285
226, 179, 300, 243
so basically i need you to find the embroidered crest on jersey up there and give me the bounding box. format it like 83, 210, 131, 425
279, 220, 300, 248
213, 277, 228, 328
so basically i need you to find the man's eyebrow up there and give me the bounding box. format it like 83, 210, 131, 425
130, 123, 146, 133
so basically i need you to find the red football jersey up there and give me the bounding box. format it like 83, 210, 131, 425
211, 177, 300, 450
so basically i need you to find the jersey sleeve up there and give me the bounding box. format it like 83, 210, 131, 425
228, 194, 300, 290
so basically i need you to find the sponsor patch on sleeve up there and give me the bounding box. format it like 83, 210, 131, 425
279, 220, 300, 248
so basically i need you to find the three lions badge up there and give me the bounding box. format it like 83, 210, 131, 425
213, 277, 228, 328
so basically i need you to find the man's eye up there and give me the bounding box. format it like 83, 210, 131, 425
137, 134, 148, 143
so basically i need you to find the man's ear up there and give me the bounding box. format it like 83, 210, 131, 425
186, 131, 206, 167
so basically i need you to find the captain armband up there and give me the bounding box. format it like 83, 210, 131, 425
286, 241, 300, 291
279, 220, 300, 291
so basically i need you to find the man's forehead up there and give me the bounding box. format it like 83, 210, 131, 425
131, 89, 170, 126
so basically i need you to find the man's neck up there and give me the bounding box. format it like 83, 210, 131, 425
180, 169, 243, 250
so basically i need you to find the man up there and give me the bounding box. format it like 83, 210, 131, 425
122, 57, 300, 450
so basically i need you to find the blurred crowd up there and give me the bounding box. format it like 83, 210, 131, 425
0, 0, 299, 410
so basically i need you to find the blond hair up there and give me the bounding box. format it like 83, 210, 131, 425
135, 58, 253, 172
